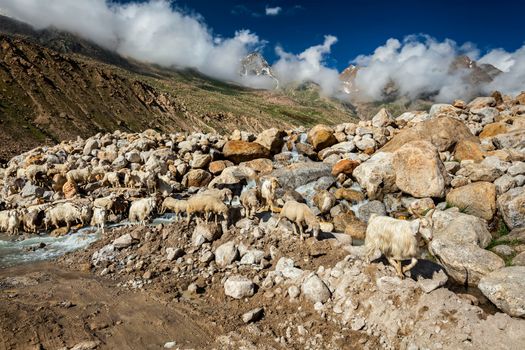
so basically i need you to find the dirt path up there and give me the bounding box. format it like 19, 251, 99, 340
0, 263, 216, 350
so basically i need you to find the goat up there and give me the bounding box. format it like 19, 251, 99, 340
91, 207, 107, 233
276, 200, 320, 240
260, 176, 279, 212
128, 197, 157, 225
364, 211, 433, 278
240, 188, 259, 219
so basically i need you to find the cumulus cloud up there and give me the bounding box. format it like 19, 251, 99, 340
352, 35, 525, 102
272, 35, 342, 96
265, 6, 282, 16
0, 0, 270, 85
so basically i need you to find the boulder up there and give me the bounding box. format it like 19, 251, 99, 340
331, 159, 360, 177
333, 212, 358, 232
271, 162, 332, 189
334, 188, 365, 203
83, 139, 99, 156
113, 234, 135, 249
191, 154, 211, 169
456, 157, 506, 182
307, 124, 337, 151
358, 200, 387, 222
429, 238, 505, 285
492, 130, 525, 150
208, 160, 233, 175
353, 152, 396, 200
318, 142, 356, 160
301, 274, 331, 303
393, 141, 447, 198
381, 116, 477, 153
183, 169, 212, 187
240, 158, 273, 174
223, 140, 270, 164
431, 209, 492, 247
224, 275, 255, 299
215, 241, 239, 267
479, 122, 509, 139
275, 257, 305, 280
467, 96, 496, 109
497, 187, 525, 230
255, 128, 285, 154
446, 182, 496, 221
208, 166, 256, 188
479, 267, 525, 318
313, 190, 336, 214
344, 220, 367, 240
454, 140, 484, 162
371, 108, 394, 128
429, 104, 461, 118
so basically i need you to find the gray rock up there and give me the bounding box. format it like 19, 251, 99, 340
358, 200, 386, 222
113, 234, 134, 249
497, 187, 525, 230
242, 307, 264, 323
125, 150, 141, 163
166, 247, 184, 261
301, 274, 331, 303
479, 266, 525, 318
512, 251, 525, 266
91, 244, 116, 266
431, 209, 492, 248
508, 162, 525, 176
271, 162, 332, 189
491, 245, 515, 258
429, 238, 505, 285
240, 249, 265, 265
83, 139, 99, 156
20, 182, 44, 198
191, 154, 212, 169
353, 152, 396, 200
112, 155, 128, 170
215, 241, 239, 267
224, 275, 255, 299
192, 223, 222, 245
494, 174, 516, 195
417, 270, 448, 293
275, 257, 305, 279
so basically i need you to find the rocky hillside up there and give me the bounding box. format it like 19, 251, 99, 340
0, 15, 358, 163
0, 92, 524, 348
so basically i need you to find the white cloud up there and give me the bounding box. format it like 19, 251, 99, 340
0, 0, 270, 86
265, 6, 282, 16
272, 35, 342, 96
351, 35, 525, 102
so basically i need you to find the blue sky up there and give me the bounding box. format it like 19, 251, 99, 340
168, 0, 525, 70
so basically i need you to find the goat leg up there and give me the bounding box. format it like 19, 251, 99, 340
402, 257, 418, 276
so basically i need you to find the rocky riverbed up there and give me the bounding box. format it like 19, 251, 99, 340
1, 92, 525, 349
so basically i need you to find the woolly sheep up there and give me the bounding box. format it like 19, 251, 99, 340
44, 202, 93, 231
186, 194, 229, 225
66, 167, 93, 185
102, 172, 121, 188
240, 188, 259, 219
276, 200, 320, 240
128, 197, 157, 225
0, 210, 20, 235
160, 197, 187, 221
364, 212, 433, 278
199, 188, 233, 204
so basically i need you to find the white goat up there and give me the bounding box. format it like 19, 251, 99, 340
364, 212, 433, 278
240, 188, 259, 219
129, 197, 157, 225
91, 207, 107, 233
260, 177, 279, 212
160, 197, 188, 221
44, 202, 93, 231
276, 200, 320, 240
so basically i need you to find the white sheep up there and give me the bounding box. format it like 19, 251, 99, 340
260, 176, 279, 212
276, 200, 320, 240
364, 212, 433, 278
199, 188, 233, 205
91, 207, 107, 233
0, 209, 20, 235
44, 202, 93, 231
66, 167, 93, 185
186, 194, 229, 225
240, 188, 259, 219
101, 172, 121, 188
129, 197, 157, 225
160, 197, 188, 221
